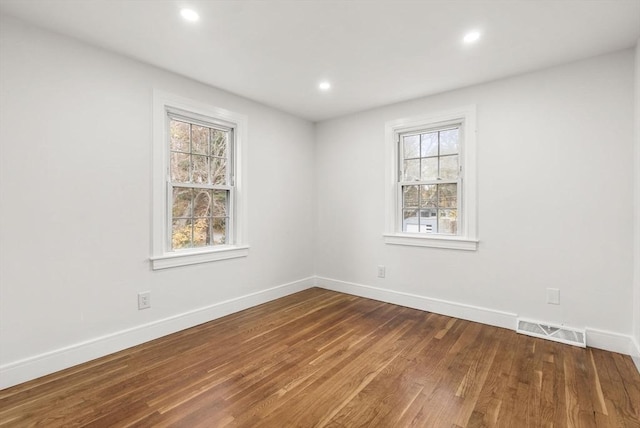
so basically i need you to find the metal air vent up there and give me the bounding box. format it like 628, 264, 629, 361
517, 319, 586, 347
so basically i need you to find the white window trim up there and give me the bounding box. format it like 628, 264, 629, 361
384, 106, 478, 250
151, 90, 249, 269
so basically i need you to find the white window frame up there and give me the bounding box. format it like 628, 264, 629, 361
151, 90, 249, 269
384, 106, 478, 250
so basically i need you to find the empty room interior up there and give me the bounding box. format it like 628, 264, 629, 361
1, 0, 640, 426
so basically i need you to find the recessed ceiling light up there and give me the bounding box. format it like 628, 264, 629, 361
180, 8, 199, 22
463, 31, 481, 44
319, 81, 331, 91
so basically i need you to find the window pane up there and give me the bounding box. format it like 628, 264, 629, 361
438, 209, 457, 234
193, 189, 212, 217
170, 152, 190, 182
212, 217, 227, 245
403, 159, 420, 181
172, 187, 192, 218
403, 185, 419, 208
421, 132, 438, 157
211, 157, 227, 185
191, 125, 209, 155
211, 130, 227, 157
440, 129, 459, 155
438, 183, 457, 208
403, 135, 420, 159
403, 209, 419, 232
439, 155, 459, 180
420, 185, 437, 208
193, 218, 211, 247
420, 157, 438, 181
172, 218, 192, 249
192, 155, 209, 184
212, 190, 228, 216
170, 120, 190, 152
419, 209, 437, 233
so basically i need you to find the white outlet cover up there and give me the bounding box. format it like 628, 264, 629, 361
138, 291, 151, 310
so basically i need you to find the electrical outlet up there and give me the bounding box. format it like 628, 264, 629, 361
138, 291, 151, 310
377, 265, 386, 278
546, 288, 560, 305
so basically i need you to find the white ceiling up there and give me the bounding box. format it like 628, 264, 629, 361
1, 0, 639, 122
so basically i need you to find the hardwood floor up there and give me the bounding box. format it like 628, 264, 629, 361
1, 288, 639, 427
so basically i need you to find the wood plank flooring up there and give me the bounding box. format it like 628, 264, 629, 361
1, 288, 639, 427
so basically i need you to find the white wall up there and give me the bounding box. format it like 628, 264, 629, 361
0, 16, 315, 387
633, 39, 640, 370
316, 50, 636, 342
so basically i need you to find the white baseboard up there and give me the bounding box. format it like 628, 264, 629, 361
315, 276, 517, 330
0, 277, 315, 389
630, 337, 640, 373
584, 327, 636, 356
315, 276, 639, 368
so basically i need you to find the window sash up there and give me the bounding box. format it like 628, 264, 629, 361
396, 124, 464, 236
397, 125, 463, 182
165, 111, 237, 252
167, 184, 235, 248
397, 180, 462, 235
166, 114, 234, 187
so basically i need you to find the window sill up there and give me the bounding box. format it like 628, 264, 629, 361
383, 233, 478, 251
150, 245, 250, 270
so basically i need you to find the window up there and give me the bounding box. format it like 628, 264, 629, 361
400, 126, 461, 235
384, 106, 477, 250
151, 91, 248, 269
169, 115, 231, 249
